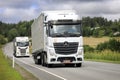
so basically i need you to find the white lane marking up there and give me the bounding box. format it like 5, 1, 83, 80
16, 58, 67, 80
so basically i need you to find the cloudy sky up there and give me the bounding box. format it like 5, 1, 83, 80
0, 0, 120, 23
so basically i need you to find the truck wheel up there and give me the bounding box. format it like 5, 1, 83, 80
76, 63, 82, 67
47, 64, 52, 68
41, 55, 45, 66
65, 64, 75, 67
44, 55, 47, 67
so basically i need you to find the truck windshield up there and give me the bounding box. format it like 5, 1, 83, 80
49, 24, 81, 37
17, 42, 29, 47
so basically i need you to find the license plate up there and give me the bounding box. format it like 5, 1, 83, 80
63, 60, 70, 63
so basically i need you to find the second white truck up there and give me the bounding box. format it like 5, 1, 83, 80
13, 37, 30, 57
31, 10, 84, 67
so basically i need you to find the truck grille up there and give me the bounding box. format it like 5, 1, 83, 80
54, 42, 78, 55
20, 49, 26, 55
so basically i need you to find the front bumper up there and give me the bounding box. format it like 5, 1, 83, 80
47, 54, 83, 64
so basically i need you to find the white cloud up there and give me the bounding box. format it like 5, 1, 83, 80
0, 0, 120, 23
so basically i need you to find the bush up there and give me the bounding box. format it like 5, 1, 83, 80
96, 39, 120, 52
96, 42, 108, 51
0, 34, 7, 44
108, 39, 120, 52
84, 45, 94, 52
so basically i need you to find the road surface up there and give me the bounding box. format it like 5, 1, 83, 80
3, 43, 120, 80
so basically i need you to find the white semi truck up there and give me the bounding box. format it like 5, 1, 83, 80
13, 37, 30, 57
31, 10, 84, 67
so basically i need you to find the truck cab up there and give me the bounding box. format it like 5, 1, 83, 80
13, 37, 30, 57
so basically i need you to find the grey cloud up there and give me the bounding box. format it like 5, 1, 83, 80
46, 0, 105, 3
39, 0, 120, 14
0, 0, 39, 9
0, 0, 120, 23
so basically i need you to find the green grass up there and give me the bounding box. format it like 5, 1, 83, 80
84, 50, 120, 64
0, 48, 24, 80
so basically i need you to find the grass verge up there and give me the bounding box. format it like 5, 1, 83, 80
0, 48, 38, 80
84, 50, 120, 64
0, 48, 23, 80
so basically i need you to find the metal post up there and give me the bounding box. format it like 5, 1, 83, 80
12, 56, 15, 68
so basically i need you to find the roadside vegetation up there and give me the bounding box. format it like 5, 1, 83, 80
85, 50, 120, 63
84, 37, 120, 63
0, 47, 38, 80
0, 48, 23, 80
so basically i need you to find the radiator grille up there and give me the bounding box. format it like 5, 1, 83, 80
54, 42, 78, 55
20, 49, 26, 55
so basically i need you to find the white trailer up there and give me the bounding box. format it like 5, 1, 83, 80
31, 10, 84, 67
13, 37, 30, 57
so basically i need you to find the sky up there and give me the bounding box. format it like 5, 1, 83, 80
0, 0, 120, 23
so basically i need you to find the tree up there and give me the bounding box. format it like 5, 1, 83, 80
93, 29, 99, 37
7, 28, 19, 41
98, 29, 105, 37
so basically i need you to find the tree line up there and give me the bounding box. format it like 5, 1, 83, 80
0, 17, 120, 45
0, 20, 33, 46
82, 17, 120, 37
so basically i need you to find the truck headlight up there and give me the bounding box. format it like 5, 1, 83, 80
49, 49, 55, 56
78, 49, 83, 55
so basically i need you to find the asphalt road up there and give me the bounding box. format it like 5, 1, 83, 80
3, 42, 120, 80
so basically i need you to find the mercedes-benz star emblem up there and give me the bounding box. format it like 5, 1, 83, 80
64, 41, 69, 47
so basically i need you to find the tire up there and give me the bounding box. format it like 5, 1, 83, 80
65, 64, 75, 67
76, 63, 82, 67
41, 54, 45, 66
44, 54, 47, 67
47, 64, 52, 68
